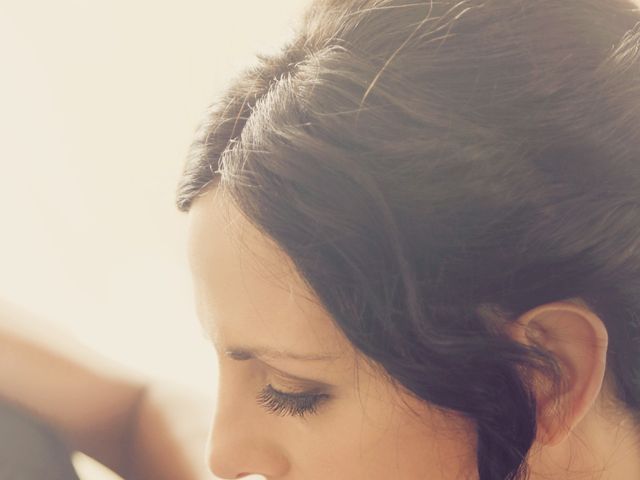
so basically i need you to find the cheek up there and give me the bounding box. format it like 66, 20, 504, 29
284, 380, 478, 479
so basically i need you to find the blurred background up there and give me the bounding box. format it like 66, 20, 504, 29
0, 1, 310, 478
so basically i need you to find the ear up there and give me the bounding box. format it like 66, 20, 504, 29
505, 299, 609, 447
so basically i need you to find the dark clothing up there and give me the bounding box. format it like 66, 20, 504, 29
0, 400, 80, 480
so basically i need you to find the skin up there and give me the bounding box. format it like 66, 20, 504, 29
187, 187, 640, 480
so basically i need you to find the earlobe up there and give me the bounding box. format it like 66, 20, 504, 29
505, 300, 609, 447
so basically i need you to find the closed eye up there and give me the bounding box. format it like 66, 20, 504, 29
255, 384, 330, 418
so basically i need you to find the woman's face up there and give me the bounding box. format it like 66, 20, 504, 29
187, 188, 478, 480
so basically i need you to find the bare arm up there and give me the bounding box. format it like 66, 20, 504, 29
127, 382, 216, 480
0, 298, 216, 480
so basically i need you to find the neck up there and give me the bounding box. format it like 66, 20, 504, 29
529, 393, 640, 479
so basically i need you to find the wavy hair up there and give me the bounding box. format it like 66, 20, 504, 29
176, 1, 640, 478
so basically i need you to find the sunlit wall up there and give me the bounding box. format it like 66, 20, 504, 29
0, 0, 309, 400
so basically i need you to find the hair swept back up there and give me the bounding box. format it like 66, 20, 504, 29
177, 1, 640, 479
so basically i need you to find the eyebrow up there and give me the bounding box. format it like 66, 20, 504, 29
199, 322, 340, 362
223, 345, 339, 362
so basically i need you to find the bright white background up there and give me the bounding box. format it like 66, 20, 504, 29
0, 1, 310, 477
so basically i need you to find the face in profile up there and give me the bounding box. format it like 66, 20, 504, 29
187, 188, 478, 480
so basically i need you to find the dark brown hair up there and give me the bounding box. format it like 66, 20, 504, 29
177, 1, 640, 478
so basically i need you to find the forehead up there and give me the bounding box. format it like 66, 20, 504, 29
186, 188, 349, 358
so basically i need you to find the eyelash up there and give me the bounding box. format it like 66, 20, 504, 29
256, 384, 329, 418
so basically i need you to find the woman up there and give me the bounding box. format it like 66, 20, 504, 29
2, 0, 640, 479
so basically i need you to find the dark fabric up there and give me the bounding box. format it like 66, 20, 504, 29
0, 400, 80, 480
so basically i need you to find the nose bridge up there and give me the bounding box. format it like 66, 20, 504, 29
206, 374, 289, 479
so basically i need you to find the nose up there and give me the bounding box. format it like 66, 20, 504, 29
206, 410, 289, 479
206, 377, 289, 479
